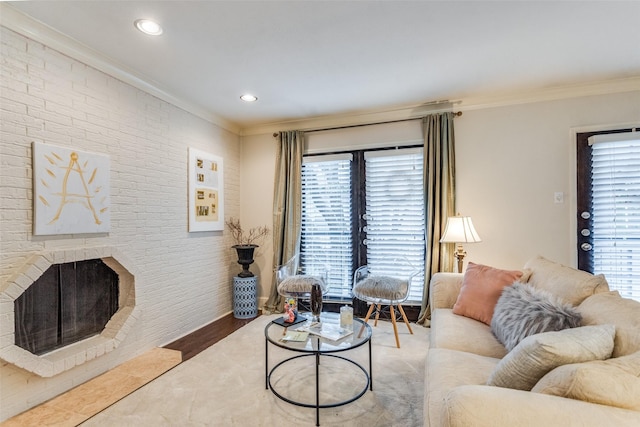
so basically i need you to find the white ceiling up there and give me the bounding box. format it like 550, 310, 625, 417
5, 1, 640, 133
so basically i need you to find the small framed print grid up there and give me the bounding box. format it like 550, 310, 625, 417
188, 147, 224, 232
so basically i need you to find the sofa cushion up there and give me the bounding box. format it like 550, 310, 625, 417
452, 262, 525, 325
429, 272, 463, 310
425, 348, 500, 427
524, 256, 609, 305
579, 291, 640, 357
532, 351, 640, 411
487, 324, 615, 391
491, 282, 582, 351
443, 385, 640, 427
430, 308, 507, 359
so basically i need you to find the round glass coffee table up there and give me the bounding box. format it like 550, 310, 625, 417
264, 312, 373, 426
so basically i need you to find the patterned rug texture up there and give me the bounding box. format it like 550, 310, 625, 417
81, 313, 430, 427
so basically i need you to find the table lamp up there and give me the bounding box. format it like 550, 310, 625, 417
440, 215, 482, 272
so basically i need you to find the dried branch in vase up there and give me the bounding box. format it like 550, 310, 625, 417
225, 217, 270, 247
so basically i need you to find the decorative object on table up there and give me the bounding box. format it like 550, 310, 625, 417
33, 142, 110, 235
188, 147, 224, 232
233, 276, 258, 319
310, 282, 323, 321
340, 305, 354, 331
439, 214, 482, 272
226, 217, 269, 278
283, 297, 298, 323
352, 262, 420, 348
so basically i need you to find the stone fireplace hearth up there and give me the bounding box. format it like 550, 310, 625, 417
0, 247, 139, 377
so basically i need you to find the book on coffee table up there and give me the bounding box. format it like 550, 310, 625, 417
281, 331, 309, 342
297, 322, 353, 341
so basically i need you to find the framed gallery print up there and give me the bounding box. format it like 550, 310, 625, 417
33, 142, 111, 235
188, 147, 224, 232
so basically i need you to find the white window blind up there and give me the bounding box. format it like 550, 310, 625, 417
364, 148, 425, 303
589, 132, 640, 301
301, 154, 353, 300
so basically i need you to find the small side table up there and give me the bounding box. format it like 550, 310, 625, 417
233, 276, 258, 319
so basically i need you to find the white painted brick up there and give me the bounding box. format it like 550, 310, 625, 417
0, 97, 28, 115
35, 362, 54, 378
2, 283, 24, 300
11, 274, 31, 291
32, 255, 50, 273
53, 358, 66, 376
1, 26, 240, 421
0, 333, 14, 350
0, 120, 27, 137
74, 351, 86, 366
1, 72, 28, 93
1, 85, 45, 109
95, 342, 105, 358
23, 264, 44, 283
1, 27, 27, 51
0, 313, 14, 336
63, 355, 76, 372
42, 51, 73, 75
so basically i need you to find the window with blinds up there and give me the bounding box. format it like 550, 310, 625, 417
589, 131, 640, 302
301, 154, 354, 300
364, 149, 425, 302
300, 147, 426, 304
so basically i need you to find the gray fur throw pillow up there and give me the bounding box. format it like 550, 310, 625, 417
491, 281, 582, 352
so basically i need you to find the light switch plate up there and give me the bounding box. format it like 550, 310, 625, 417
554, 192, 564, 203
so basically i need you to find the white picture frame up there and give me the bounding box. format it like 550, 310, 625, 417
33, 142, 110, 235
188, 147, 224, 232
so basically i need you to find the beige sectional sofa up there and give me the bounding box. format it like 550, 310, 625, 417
424, 256, 640, 427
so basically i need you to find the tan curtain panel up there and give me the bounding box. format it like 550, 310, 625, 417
418, 112, 456, 325
264, 130, 305, 313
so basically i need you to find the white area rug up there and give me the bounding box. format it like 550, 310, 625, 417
81, 314, 430, 427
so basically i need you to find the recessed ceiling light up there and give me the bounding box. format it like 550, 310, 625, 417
135, 19, 163, 36
240, 94, 258, 102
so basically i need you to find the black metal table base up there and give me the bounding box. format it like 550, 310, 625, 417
265, 341, 372, 426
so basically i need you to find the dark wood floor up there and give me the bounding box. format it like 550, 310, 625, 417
164, 312, 261, 361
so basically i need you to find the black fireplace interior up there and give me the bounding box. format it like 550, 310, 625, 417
15, 259, 119, 355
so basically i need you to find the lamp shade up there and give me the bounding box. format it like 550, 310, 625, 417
440, 216, 481, 243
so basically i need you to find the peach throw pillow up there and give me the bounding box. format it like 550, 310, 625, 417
452, 262, 524, 325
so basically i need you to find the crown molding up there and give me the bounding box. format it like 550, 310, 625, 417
1, 4, 241, 135
457, 76, 640, 113
240, 76, 640, 136
239, 101, 459, 136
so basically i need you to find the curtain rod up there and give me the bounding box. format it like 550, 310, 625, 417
272, 111, 462, 137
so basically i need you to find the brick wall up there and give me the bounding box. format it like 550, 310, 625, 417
0, 27, 240, 420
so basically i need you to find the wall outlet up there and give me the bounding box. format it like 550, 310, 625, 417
554, 192, 564, 204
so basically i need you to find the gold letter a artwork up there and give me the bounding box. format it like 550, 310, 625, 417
47, 152, 102, 225
33, 142, 110, 236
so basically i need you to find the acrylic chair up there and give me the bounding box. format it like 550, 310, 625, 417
352, 264, 420, 348
276, 254, 329, 322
